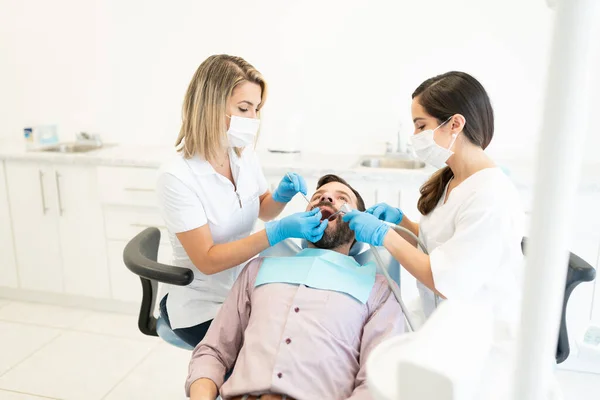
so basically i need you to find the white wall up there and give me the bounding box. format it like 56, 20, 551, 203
0, 0, 598, 161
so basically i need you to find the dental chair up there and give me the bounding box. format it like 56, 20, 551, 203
122, 227, 400, 351
123, 228, 595, 363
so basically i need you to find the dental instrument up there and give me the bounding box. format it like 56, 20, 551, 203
332, 203, 403, 227
327, 203, 352, 220
337, 203, 429, 332
286, 172, 311, 203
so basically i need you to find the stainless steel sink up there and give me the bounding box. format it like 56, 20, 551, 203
40, 142, 105, 153
359, 156, 426, 169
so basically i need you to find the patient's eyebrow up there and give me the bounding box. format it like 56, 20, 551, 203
311, 189, 325, 199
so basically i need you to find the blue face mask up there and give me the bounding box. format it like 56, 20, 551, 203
255, 248, 376, 304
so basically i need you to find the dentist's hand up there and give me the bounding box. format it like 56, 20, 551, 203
272, 172, 308, 203
343, 210, 390, 247
366, 202, 404, 224
265, 208, 328, 245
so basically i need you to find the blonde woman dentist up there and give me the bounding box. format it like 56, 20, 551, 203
343, 71, 525, 349
157, 55, 328, 347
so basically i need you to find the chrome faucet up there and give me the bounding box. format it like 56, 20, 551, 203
396, 128, 407, 153
76, 132, 103, 146
386, 122, 412, 156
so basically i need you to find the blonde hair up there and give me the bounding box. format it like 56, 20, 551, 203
176, 54, 267, 160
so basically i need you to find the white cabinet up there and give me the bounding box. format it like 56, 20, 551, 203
56, 164, 110, 298
0, 161, 18, 288
104, 204, 171, 303
5, 161, 109, 297
97, 166, 158, 207
107, 240, 140, 303
96, 166, 167, 303
5, 162, 64, 293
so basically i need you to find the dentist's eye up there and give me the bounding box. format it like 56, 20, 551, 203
238, 107, 248, 112
417, 125, 425, 131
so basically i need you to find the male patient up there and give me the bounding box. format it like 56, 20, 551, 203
187, 174, 404, 400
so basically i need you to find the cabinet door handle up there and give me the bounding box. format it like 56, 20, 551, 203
38, 170, 48, 215
55, 171, 64, 216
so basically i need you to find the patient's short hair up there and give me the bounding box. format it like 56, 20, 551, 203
316, 174, 366, 212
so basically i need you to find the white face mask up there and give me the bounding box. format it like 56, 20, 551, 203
409, 118, 458, 169
226, 115, 260, 147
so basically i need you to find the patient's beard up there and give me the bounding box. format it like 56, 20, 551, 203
312, 217, 355, 250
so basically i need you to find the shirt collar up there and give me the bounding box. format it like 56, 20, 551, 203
185, 156, 215, 177
185, 147, 245, 177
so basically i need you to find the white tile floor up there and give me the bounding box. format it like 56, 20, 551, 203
0, 299, 598, 400
0, 300, 189, 400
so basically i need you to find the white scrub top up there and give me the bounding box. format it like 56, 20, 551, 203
156, 147, 268, 329
418, 167, 525, 346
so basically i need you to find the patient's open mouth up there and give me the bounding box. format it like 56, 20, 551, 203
319, 208, 334, 221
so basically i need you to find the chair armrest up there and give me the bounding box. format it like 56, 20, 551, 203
123, 227, 194, 286
124, 254, 194, 286
123, 227, 195, 337
567, 252, 596, 283
557, 251, 596, 363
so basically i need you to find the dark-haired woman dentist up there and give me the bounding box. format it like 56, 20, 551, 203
343, 71, 525, 351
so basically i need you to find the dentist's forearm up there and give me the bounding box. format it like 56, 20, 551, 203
259, 192, 287, 221
204, 231, 271, 273
400, 216, 419, 237
396, 216, 420, 246
177, 227, 271, 275
383, 230, 444, 297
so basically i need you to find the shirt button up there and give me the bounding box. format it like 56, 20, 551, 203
294, 307, 300, 313
277, 372, 283, 379
285, 338, 291, 345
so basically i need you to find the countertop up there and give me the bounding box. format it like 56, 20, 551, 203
0, 141, 434, 184
1, 141, 599, 190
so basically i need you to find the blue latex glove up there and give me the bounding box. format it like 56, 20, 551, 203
366, 202, 404, 224
272, 172, 308, 203
265, 208, 328, 246
342, 210, 390, 247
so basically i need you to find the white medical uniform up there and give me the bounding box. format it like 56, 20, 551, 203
156, 147, 268, 329
417, 167, 525, 346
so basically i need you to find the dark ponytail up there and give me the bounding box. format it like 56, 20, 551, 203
417, 166, 454, 214
413, 71, 494, 215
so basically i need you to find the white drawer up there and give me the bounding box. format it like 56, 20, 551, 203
104, 206, 170, 245
108, 240, 142, 303
97, 166, 159, 207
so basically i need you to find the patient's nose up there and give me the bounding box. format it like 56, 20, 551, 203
319, 193, 334, 204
